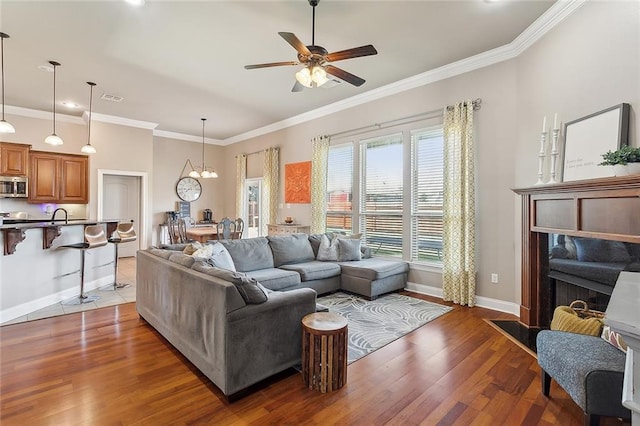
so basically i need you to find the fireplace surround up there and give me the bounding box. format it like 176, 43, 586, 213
513, 175, 640, 328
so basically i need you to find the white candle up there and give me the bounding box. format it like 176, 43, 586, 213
542, 116, 547, 133
554, 113, 558, 129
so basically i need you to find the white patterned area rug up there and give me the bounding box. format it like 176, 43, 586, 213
317, 292, 453, 364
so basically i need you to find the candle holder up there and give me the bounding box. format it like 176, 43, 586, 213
536, 131, 547, 185
548, 128, 560, 184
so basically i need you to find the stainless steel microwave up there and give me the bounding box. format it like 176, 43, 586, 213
0, 176, 28, 198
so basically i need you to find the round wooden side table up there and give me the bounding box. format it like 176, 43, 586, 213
301, 312, 348, 393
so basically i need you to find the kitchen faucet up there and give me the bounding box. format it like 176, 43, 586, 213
51, 208, 68, 224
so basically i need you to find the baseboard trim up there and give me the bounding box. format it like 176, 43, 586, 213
0, 275, 114, 324
405, 282, 520, 316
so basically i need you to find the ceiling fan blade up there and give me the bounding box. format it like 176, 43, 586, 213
279, 32, 312, 57
291, 81, 305, 92
326, 45, 378, 62
244, 61, 299, 70
324, 65, 365, 87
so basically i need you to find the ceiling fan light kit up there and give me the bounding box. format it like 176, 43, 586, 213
244, 0, 377, 92
0, 32, 15, 133
45, 60, 63, 146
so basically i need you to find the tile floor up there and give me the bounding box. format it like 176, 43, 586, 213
2, 257, 136, 326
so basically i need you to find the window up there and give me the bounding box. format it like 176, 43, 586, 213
326, 143, 353, 233
360, 134, 403, 257
411, 128, 444, 263
327, 123, 443, 265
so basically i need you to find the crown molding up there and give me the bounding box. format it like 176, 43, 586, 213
224, 0, 585, 145
6, 104, 159, 130
153, 129, 223, 145
511, 0, 587, 56
5, 105, 84, 125
89, 112, 158, 130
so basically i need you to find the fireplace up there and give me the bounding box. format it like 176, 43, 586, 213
513, 175, 640, 328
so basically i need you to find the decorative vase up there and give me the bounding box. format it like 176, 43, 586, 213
613, 163, 640, 176
284, 216, 293, 224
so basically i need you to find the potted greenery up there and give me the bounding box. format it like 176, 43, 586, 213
599, 145, 640, 176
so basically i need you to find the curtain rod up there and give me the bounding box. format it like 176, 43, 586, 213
235, 146, 279, 158
328, 98, 482, 139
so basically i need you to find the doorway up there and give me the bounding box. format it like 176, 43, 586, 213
97, 170, 148, 256
246, 178, 262, 238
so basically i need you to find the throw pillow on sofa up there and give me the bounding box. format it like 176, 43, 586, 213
183, 241, 203, 255
192, 243, 214, 258
168, 252, 196, 268
317, 234, 339, 261
267, 234, 316, 267
206, 242, 237, 272
337, 238, 362, 262
192, 261, 267, 304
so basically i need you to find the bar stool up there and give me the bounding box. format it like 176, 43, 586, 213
105, 221, 137, 290
61, 224, 108, 305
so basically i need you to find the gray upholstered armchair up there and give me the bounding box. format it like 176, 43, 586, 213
536, 330, 630, 426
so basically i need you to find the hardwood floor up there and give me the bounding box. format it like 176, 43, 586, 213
0, 281, 628, 425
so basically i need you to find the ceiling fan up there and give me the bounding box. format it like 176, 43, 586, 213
244, 0, 378, 92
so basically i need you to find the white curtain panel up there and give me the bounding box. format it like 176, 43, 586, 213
261, 147, 279, 236
310, 135, 330, 234
442, 100, 476, 307
236, 154, 247, 220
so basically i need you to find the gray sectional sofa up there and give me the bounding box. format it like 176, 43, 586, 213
136, 233, 409, 397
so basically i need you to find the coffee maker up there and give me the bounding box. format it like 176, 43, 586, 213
202, 209, 213, 223
165, 211, 178, 223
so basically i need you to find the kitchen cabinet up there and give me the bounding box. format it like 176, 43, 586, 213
0, 142, 30, 176
28, 151, 88, 204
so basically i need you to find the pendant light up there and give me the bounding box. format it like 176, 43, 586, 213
200, 118, 217, 178
44, 61, 63, 146
81, 82, 97, 154
0, 32, 15, 133
188, 118, 218, 179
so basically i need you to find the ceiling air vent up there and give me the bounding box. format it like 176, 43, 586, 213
101, 94, 124, 103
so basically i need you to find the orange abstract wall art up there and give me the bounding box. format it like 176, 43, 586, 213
285, 161, 311, 203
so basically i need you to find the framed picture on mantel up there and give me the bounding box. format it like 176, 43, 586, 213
562, 103, 630, 182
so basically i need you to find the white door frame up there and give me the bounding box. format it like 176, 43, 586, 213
97, 169, 149, 249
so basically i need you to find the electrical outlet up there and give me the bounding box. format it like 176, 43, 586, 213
491, 273, 499, 284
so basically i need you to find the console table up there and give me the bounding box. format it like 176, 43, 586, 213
267, 224, 310, 236
513, 175, 640, 327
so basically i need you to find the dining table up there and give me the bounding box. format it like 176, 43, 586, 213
186, 226, 240, 243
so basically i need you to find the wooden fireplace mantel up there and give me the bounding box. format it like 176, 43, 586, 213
513, 175, 640, 327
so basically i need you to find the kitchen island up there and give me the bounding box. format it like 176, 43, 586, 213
0, 220, 121, 323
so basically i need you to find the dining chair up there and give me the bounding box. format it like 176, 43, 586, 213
168, 217, 189, 244
216, 217, 237, 240
235, 218, 244, 239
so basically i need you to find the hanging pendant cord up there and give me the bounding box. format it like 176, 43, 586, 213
1, 33, 6, 121
52, 64, 56, 134
201, 118, 206, 170
88, 84, 93, 144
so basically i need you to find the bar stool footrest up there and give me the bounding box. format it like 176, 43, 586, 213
63, 294, 100, 305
